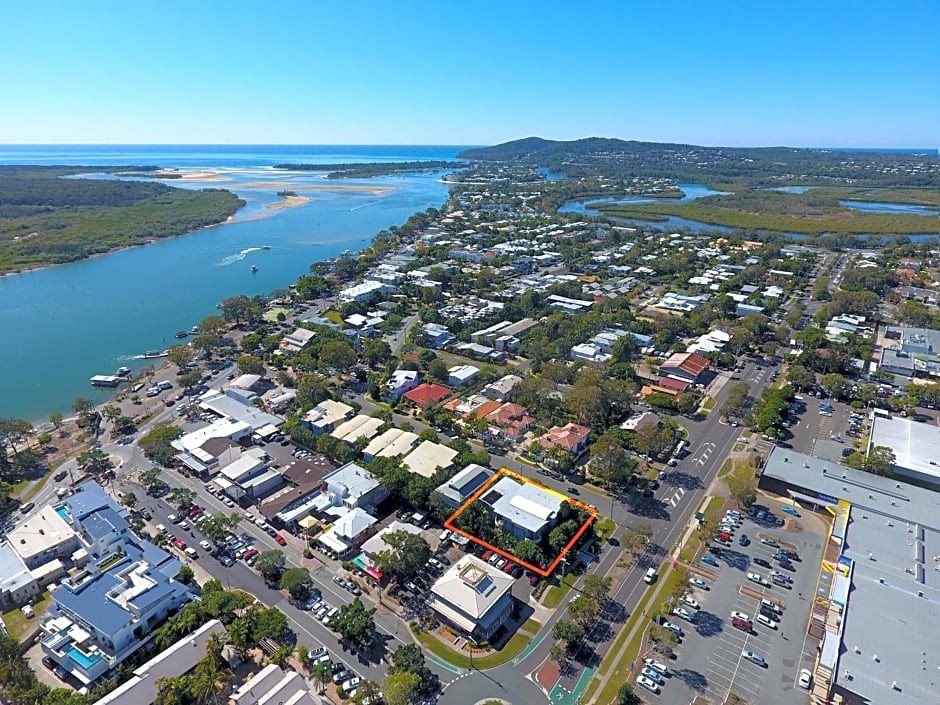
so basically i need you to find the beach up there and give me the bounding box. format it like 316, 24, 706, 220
266, 194, 311, 210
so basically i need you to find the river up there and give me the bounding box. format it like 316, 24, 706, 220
0, 146, 464, 421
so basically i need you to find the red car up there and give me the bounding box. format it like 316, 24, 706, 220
732, 617, 752, 632
242, 548, 259, 561
502, 561, 515, 574
274, 534, 287, 546
482, 550, 493, 561
173, 538, 187, 550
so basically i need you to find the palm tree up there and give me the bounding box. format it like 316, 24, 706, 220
310, 660, 331, 693
205, 631, 226, 670
154, 675, 192, 705
270, 644, 292, 668
191, 657, 226, 705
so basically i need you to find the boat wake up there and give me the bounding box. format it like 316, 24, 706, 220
218, 247, 264, 267
349, 200, 379, 212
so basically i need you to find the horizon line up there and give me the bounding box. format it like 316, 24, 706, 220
0, 141, 935, 152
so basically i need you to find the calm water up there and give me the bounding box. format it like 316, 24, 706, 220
559, 182, 730, 215
838, 200, 939, 216
0, 146, 465, 421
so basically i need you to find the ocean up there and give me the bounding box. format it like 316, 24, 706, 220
0, 145, 468, 421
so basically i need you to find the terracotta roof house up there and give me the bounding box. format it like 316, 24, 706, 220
638, 384, 679, 399
536, 423, 591, 456
403, 383, 452, 406
659, 352, 709, 384
484, 402, 535, 442
657, 376, 690, 392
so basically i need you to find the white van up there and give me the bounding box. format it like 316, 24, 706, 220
184, 547, 198, 559
156, 524, 169, 535
644, 568, 658, 584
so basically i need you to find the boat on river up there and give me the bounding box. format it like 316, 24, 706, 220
115, 366, 131, 377
142, 350, 168, 359
175, 330, 190, 338
250, 264, 258, 273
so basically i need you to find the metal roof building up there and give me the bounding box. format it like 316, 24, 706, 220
761, 447, 940, 705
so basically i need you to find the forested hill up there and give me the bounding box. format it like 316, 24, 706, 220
0, 166, 243, 274
458, 137, 940, 188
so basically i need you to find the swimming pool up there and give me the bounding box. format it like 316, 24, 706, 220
66, 645, 103, 668
55, 506, 71, 522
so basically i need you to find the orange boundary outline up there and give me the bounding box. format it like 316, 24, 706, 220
443, 467, 598, 577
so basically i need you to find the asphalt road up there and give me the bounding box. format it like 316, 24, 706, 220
439, 357, 782, 704
23, 351, 780, 704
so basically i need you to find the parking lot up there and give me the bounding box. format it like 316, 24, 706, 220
656, 506, 825, 705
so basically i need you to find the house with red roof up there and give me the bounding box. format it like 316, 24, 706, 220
536, 422, 591, 456
484, 402, 535, 442
659, 352, 709, 385
403, 383, 452, 407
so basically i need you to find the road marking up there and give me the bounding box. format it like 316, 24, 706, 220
426, 653, 468, 675
512, 632, 544, 666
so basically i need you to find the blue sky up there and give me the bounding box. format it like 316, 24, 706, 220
2, 1, 937, 147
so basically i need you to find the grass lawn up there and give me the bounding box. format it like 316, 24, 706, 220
522, 618, 542, 633
1, 592, 53, 642
414, 628, 533, 669
323, 309, 344, 326
700, 397, 716, 413
263, 306, 292, 322
593, 517, 615, 543
543, 571, 580, 608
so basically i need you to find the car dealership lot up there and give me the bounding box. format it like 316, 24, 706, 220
661, 511, 826, 705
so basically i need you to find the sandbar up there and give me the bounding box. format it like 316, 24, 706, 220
237, 180, 395, 196
148, 168, 231, 182
266, 194, 311, 210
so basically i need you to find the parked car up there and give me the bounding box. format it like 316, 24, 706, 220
662, 621, 683, 637
636, 675, 660, 694
742, 649, 767, 667
798, 668, 812, 689
644, 658, 669, 675
681, 595, 700, 610
732, 617, 753, 632
760, 537, 778, 547
689, 576, 710, 590
747, 572, 767, 586
702, 554, 719, 567
753, 556, 772, 568
640, 667, 664, 684
274, 534, 287, 546
757, 613, 778, 629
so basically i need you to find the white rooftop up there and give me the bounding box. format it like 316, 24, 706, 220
402, 440, 459, 478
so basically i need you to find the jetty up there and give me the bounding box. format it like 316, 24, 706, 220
90, 375, 124, 387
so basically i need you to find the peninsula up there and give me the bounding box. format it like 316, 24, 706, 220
0, 166, 244, 274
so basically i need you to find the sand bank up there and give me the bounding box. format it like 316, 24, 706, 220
266, 194, 311, 210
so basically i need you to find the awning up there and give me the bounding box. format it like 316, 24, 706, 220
175, 453, 208, 473
352, 554, 382, 580
317, 528, 351, 554
298, 516, 319, 530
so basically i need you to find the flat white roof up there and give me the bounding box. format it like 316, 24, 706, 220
870, 413, 940, 481
8, 508, 75, 562
402, 440, 459, 478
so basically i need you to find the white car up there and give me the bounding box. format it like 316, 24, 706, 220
199, 540, 212, 551
341, 677, 361, 692
681, 595, 700, 610
742, 649, 767, 667
644, 658, 669, 676
636, 675, 660, 693
663, 621, 683, 637
747, 572, 767, 585
689, 576, 710, 590
672, 607, 695, 622
798, 668, 812, 689
731, 610, 750, 622
760, 599, 782, 615
168, 514, 180, 524
757, 613, 778, 629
